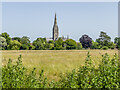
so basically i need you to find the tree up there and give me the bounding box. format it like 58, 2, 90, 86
0, 36, 7, 50
79, 35, 92, 49
46, 40, 54, 50
7, 40, 22, 50
65, 39, 77, 50
76, 42, 82, 50
20, 36, 30, 45
12, 37, 21, 42
114, 37, 120, 49
62, 41, 67, 50
48, 40, 54, 44
96, 31, 111, 48
0, 32, 11, 45
20, 36, 30, 50
91, 40, 100, 49
20, 44, 29, 50
54, 38, 63, 50
32, 38, 46, 50
29, 44, 35, 50
108, 42, 116, 49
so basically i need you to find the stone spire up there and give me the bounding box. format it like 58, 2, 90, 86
54, 13, 57, 24
52, 13, 59, 41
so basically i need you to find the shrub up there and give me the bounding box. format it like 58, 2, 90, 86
2, 55, 48, 88
56, 52, 120, 88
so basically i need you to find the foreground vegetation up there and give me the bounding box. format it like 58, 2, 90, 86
2, 51, 120, 88
2, 50, 117, 81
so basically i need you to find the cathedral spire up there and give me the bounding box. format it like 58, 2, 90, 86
54, 13, 57, 24
52, 13, 59, 41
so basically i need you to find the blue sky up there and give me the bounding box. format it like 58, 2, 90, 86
2, 2, 118, 42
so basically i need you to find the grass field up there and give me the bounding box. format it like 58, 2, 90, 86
2, 50, 118, 81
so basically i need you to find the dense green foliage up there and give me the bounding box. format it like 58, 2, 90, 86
0, 31, 119, 50
33, 38, 47, 50
57, 52, 120, 88
114, 37, 120, 49
53, 38, 63, 50
0, 36, 7, 50
0, 32, 11, 45
65, 39, 77, 50
7, 40, 22, 50
2, 55, 47, 88
20, 36, 31, 50
2, 53, 120, 88
96, 31, 116, 50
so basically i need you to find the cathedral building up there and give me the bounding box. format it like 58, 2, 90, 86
52, 13, 59, 41
46, 13, 69, 42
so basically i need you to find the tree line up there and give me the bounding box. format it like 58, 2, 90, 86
0, 31, 120, 50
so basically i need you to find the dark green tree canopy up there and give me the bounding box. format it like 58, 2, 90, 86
48, 40, 54, 44
99, 31, 111, 42
96, 31, 112, 49
114, 37, 120, 44
96, 31, 111, 46
12, 37, 21, 42
114, 37, 120, 49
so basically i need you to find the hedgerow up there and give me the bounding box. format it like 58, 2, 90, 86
2, 52, 120, 88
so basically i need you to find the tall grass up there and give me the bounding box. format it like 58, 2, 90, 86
2, 52, 120, 88
2, 50, 117, 81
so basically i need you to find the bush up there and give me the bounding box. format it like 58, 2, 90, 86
57, 52, 120, 88
2, 55, 48, 88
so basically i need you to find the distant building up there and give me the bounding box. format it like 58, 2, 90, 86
47, 13, 69, 42
46, 37, 53, 42
52, 13, 59, 41
60, 35, 69, 41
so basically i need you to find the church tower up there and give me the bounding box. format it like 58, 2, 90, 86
52, 13, 59, 41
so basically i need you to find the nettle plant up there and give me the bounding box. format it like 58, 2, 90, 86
2, 52, 120, 88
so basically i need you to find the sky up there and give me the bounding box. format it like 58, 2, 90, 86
2, 2, 118, 42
